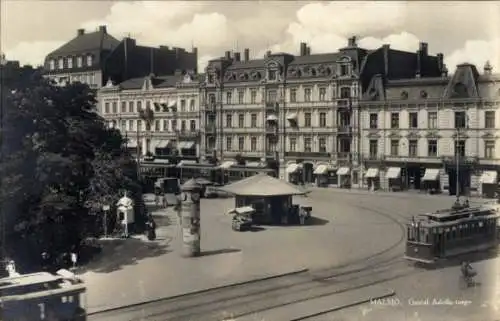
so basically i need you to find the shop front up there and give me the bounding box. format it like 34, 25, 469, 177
421, 168, 441, 194
479, 170, 498, 198
313, 164, 332, 187
386, 167, 403, 191
364, 167, 380, 190
286, 162, 303, 185
336, 167, 351, 188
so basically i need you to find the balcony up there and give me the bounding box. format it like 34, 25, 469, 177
177, 130, 199, 139
265, 125, 278, 135
336, 99, 351, 108
337, 152, 352, 161
205, 124, 216, 134
205, 102, 217, 113
265, 101, 279, 110
337, 125, 353, 135
285, 152, 331, 159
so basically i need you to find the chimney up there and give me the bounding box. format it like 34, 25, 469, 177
192, 47, 198, 56
300, 42, 307, 56
225, 51, 231, 60
416, 53, 421, 78
383, 44, 390, 76
244, 48, 250, 61
234, 52, 241, 62
419, 42, 428, 56
484, 60, 493, 75
77, 29, 85, 36
99, 25, 107, 34
348, 36, 357, 47
306, 46, 311, 55
436, 53, 444, 72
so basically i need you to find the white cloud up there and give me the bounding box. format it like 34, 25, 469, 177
81, 1, 229, 49
3, 41, 64, 66
198, 54, 216, 72
445, 38, 500, 73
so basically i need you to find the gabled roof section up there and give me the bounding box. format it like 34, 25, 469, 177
443, 63, 480, 99
47, 27, 120, 57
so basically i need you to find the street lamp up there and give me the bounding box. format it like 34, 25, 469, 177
102, 204, 110, 238
137, 105, 155, 179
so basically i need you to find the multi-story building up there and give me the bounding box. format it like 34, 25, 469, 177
43, 26, 197, 88
200, 38, 443, 186
0, 55, 39, 87
98, 72, 202, 159
359, 61, 500, 198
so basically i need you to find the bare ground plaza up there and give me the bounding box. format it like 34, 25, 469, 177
79, 188, 499, 320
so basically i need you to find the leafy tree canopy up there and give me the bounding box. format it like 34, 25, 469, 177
1, 72, 142, 270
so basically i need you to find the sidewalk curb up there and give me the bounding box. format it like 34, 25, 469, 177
289, 289, 396, 321
86, 268, 309, 316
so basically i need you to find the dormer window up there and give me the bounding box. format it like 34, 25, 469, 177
268, 70, 277, 81
58, 58, 64, 69
340, 64, 349, 76
340, 87, 351, 99
420, 90, 428, 98
67, 57, 73, 69
49, 59, 55, 70
77, 56, 83, 68
86, 55, 93, 67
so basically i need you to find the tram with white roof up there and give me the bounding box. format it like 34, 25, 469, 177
405, 202, 499, 264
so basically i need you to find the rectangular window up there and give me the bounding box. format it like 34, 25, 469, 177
180, 99, 186, 112
77, 56, 83, 68
209, 94, 216, 104
226, 92, 232, 104
163, 120, 168, 131
290, 89, 297, 102
304, 112, 312, 127
455, 140, 466, 157
340, 64, 348, 76
304, 88, 311, 102
154, 120, 160, 131
238, 91, 244, 104
369, 113, 378, 129
67, 57, 73, 69
428, 111, 437, 129
340, 87, 350, 99
484, 140, 495, 159
238, 137, 244, 151
268, 70, 277, 81
390, 140, 399, 156
137, 120, 142, 131
86, 55, 92, 67
454, 111, 467, 129
304, 137, 312, 152
267, 90, 277, 102
121, 101, 126, 113
189, 100, 195, 111
251, 113, 257, 127
226, 114, 232, 128
289, 137, 297, 151
250, 137, 257, 152
250, 90, 257, 104
104, 102, 110, 114
391, 112, 399, 129
172, 120, 177, 131
409, 112, 418, 128
181, 120, 186, 132
137, 101, 142, 111
319, 88, 326, 101
408, 139, 418, 157
319, 112, 326, 127
112, 102, 117, 114
369, 140, 378, 159
121, 120, 126, 131
128, 119, 134, 131
226, 137, 232, 151
238, 114, 244, 127
485, 111, 495, 129
58, 58, 64, 69
190, 120, 196, 131
319, 137, 326, 153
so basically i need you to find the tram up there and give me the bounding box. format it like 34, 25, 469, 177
0, 269, 86, 320
405, 203, 499, 264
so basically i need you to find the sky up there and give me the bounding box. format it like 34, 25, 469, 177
2, 1, 500, 73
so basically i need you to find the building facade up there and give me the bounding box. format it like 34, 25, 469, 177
359, 61, 500, 197
43, 26, 197, 88
200, 39, 443, 186
98, 72, 202, 159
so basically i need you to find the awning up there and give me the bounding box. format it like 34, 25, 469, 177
365, 168, 379, 178
177, 160, 198, 167
178, 141, 195, 149
155, 140, 171, 148
286, 163, 302, 174
219, 161, 235, 169
422, 168, 440, 181
337, 167, 350, 176
480, 171, 498, 184
267, 114, 278, 121
386, 167, 401, 179
314, 164, 330, 175
286, 113, 297, 121
126, 139, 138, 148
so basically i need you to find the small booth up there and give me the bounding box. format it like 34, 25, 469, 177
220, 173, 310, 225
116, 192, 135, 237
386, 167, 403, 191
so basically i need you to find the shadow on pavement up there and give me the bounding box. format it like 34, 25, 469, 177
415, 248, 499, 271
77, 237, 172, 274
305, 216, 329, 226
249, 226, 266, 232
199, 248, 241, 257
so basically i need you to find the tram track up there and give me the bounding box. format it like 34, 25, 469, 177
90, 201, 414, 321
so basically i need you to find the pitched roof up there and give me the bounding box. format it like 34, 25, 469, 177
119, 75, 183, 90
220, 173, 307, 196
47, 30, 120, 57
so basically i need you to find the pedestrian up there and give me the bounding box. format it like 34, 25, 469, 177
146, 214, 157, 241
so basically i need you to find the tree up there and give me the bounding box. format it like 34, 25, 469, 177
0, 72, 142, 270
